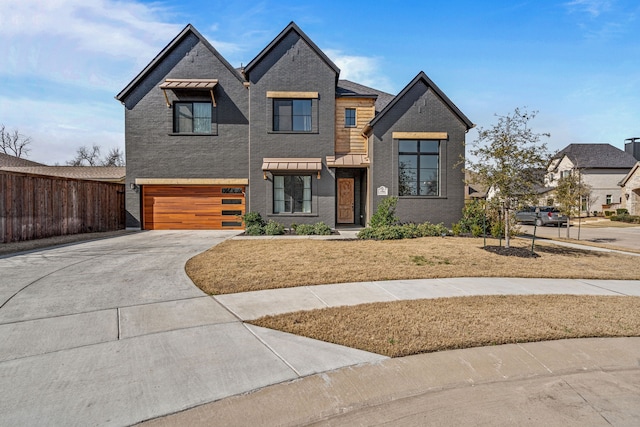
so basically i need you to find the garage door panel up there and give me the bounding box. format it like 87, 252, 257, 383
142, 185, 245, 230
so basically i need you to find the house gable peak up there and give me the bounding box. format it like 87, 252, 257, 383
244, 21, 340, 79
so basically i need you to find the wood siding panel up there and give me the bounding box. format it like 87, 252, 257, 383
0, 171, 125, 243
142, 185, 245, 230
335, 98, 375, 155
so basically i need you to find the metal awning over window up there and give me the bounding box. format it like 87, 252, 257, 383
159, 79, 219, 107
326, 154, 370, 167
261, 158, 322, 179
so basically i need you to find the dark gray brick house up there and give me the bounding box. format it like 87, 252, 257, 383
116, 22, 473, 230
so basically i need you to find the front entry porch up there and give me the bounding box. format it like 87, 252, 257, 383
335, 168, 367, 227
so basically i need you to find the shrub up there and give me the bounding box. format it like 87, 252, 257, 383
313, 222, 332, 235
356, 227, 377, 239
616, 208, 629, 215
452, 200, 490, 237
416, 222, 449, 237
264, 220, 285, 235
245, 224, 264, 236
604, 210, 614, 217
490, 221, 504, 238
369, 196, 399, 228
241, 211, 265, 228
610, 214, 640, 224
451, 222, 462, 236
294, 224, 315, 235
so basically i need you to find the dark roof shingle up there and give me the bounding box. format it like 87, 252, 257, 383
336, 80, 395, 113
553, 144, 637, 169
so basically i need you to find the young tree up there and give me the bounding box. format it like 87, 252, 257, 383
67, 145, 125, 166
0, 124, 32, 158
555, 171, 592, 238
465, 108, 550, 248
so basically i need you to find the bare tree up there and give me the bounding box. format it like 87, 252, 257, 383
465, 108, 551, 248
101, 147, 125, 166
66, 145, 125, 166
0, 124, 32, 158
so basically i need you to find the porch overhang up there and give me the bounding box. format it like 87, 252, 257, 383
326, 154, 370, 168
261, 158, 323, 179
159, 79, 219, 107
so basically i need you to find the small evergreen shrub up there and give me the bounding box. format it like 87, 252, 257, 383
313, 222, 332, 235
264, 220, 285, 235
294, 224, 315, 235
616, 208, 629, 215
241, 211, 265, 228
369, 197, 399, 228
245, 224, 265, 236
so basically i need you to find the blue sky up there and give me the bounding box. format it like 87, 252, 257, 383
0, 0, 638, 164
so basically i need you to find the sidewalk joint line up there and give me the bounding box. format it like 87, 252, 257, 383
516, 343, 553, 373
242, 323, 302, 377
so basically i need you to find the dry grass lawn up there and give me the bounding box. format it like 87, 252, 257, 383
250, 295, 640, 357
186, 237, 640, 295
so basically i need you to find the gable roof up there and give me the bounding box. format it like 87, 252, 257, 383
0, 166, 125, 183
369, 71, 474, 130
116, 24, 245, 102
0, 153, 45, 167
619, 161, 640, 187
244, 21, 340, 78
336, 80, 395, 114
552, 143, 637, 169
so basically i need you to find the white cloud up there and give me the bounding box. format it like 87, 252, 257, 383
0, 0, 185, 89
565, 0, 613, 17
324, 49, 394, 93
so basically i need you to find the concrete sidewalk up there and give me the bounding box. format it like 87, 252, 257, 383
1, 231, 639, 426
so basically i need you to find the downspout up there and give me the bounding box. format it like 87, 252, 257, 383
245, 81, 251, 212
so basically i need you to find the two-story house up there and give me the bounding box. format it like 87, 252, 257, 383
544, 143, 637, 214
116, 22, 473, 230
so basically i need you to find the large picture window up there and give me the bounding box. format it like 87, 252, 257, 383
174, 102, 212, 133
273, 99, 312, 132
274, 175, 312, 213
398, 140, 439, 196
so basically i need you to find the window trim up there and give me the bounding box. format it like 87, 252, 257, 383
397, 139, 442, 197
345, 108, 356, 128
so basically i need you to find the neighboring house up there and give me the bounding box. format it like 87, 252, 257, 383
0, 153, 45, 168
618, 162, 640, 215
116, 22, 473, 230
545, 143, 637, 214
0, 166, 125, 183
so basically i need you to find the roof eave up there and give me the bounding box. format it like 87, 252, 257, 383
244, 21, 340, 78
369, 71, 474, 130
116, 24, 245, 103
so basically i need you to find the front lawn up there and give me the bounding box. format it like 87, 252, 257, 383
186, 237, 640, 295
186, 236, 640, 357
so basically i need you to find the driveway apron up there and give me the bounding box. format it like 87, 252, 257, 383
0, 231, 383, 426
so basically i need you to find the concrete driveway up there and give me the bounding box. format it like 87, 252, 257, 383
0, 231, 383, 426
519, 222, 640, 251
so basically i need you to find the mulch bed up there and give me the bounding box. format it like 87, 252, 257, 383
483, 245, 539, 258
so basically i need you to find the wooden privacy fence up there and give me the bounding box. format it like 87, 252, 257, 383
0, 171, 125, 243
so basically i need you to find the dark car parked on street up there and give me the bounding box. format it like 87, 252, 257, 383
515, 206, 568, 227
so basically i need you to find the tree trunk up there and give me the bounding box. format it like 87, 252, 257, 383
505, 207, 510, 248
566, 216, 570, 238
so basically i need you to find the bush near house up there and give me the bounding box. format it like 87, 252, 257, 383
358, 196, 448, 240
610, 214, 640, 224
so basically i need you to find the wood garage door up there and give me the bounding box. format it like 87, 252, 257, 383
142, 185, 245, 230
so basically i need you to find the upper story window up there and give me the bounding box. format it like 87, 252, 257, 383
398, 140, 440, 196
174, 102, 213, 133
273, 99, 312, 132
345, 108, 356, 127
